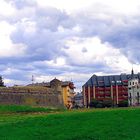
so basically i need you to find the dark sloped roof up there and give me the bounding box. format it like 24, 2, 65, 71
83, 73, 140, 87
50, 78, 61, 84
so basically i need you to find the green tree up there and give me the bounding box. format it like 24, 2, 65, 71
0, 76, 4, 87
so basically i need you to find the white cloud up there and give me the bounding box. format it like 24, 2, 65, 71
0, 21, 27, 57
46, 57, 66, 66
4, 78, 27, 86
64, 36, 113, 65
0, 21, 14, 35
36, 0, 140, 15
63, 36, 136, 73
36, 0, 93, 13
2, 67, 20, 75
20, 18, 37, 34
32, 57, 67, 68
0, 0, 15, 16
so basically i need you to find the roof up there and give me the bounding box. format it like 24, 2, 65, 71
50, 78, 61, 84
83, 73, 140, 87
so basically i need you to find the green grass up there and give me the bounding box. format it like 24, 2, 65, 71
0, 105, 63, 113
0, 106, 140, 140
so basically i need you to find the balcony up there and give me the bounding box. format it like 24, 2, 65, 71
97, 87, 104, 91
96, 93, 104, 97
118, 96, 128, 100
118, 92, 128, 96
105, 87, 111, 90
104, 93, 111, 96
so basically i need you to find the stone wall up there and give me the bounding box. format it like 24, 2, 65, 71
0, 92, 64, 107
0, 78, 66, 108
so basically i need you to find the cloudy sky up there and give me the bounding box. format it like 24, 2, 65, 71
1, 0, 140, 90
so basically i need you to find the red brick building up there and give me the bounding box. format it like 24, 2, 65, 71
82, 71, 140, 107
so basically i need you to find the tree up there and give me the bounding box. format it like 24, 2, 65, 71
0, 76, 4, 87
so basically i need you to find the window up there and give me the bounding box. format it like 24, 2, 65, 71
129, 93, 132, 105
111, 81, 115, 84
133, 82, 134, 85
129, 93, 131, 98
137, 92, 140, 104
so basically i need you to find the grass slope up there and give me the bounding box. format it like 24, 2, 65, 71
0, 106, 140, 140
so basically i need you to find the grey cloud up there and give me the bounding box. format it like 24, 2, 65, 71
1, 1, 140, 87
82, 47, 87, 53
9, 5, 76, 63
72, 10, 140, 64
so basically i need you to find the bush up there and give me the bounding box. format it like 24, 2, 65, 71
103, 100, 113, 107
89, 100, 104, 108
96, 103, 104, 108
90, 99, 114, 108
89, 99, 99, 108
118, 100, 128, 107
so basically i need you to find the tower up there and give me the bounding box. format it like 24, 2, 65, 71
31, 75, 34, 84
131, 68, 134, 79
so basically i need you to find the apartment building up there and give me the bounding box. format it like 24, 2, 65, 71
82, 70, 140, 107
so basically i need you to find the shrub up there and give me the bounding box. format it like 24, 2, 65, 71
118, 100, 128, 107
96, 103, 104, 108
89, 99, 99, 108
90, 99, 114, 108
89, 100, 104, 108
102, 100, 113, 107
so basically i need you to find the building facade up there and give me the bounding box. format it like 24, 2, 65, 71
128, 78, 140, 106
82, 71, 140, 107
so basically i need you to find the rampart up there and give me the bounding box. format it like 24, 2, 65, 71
0, 86, 64, 107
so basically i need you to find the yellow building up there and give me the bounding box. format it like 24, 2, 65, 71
61, 81, 75, 109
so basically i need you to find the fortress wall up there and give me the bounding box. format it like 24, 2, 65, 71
0, 93, 63, 107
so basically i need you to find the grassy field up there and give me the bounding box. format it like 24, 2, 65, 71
0, 105, 62, 113
0, 105, 140, 140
